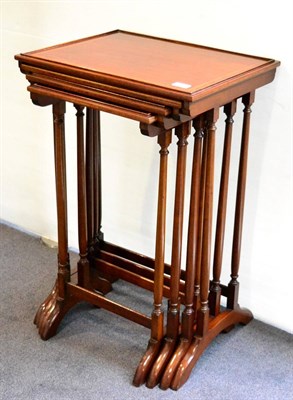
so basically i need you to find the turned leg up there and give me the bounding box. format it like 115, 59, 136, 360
196, 108, 218, 337
159, 115, 204, 390
74, 105, 91, 288
146, 122, 190, 388
193, 116, 208, 316
167, 122, 190, 340
151, 130, 172, 342
93, 109, 103, 244
228, 92, 255, 309
86, 108, 95, 250
86, 109, 111, 293
34, 101, 76, 340
86, 108, 103, 250
54, 102, 70, 295
209, 101, 237, 315
133, 129, 172, 386
168, 103, 254, 390
181, 116, 203, 339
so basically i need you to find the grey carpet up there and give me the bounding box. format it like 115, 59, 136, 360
0, 222, 292, 400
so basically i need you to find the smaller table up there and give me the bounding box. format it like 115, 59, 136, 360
15, 30, 280, 390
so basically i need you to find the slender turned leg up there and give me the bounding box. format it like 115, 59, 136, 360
196, 108, 218, 337
54, 102, 70, 296
147, 122, 190, 389
167, 122, 190, 338
209, 101, 237, 316
181, 117, 204, 338
170, 104, 253, 390
86, 108, 95, 251
133, 129, 172, 387
74, 105, 91, 289
86, 108, 103, 249
160, 116, 204, 389
151, 130, 172, 342
193, 117, 208, 316
228, 92, 255, 310
93, 109, 103, 244
35, 101, 76, 340
86, 109, 111, 293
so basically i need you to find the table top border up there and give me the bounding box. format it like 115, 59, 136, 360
15, 30, 280, 102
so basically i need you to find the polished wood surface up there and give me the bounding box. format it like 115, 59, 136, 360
16, 31, 277, 100
15, 30, 279, 131
16, 31, 279, 391
209, 100, 236, 316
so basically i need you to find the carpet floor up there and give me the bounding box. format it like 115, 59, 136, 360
0, 222, 292, 400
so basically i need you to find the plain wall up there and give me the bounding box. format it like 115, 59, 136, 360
1, 0, 292, 333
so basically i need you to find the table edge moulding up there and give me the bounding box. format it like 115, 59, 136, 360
15, 30, 280, 390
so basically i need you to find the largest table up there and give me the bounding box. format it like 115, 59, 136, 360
15, 30, 280, 390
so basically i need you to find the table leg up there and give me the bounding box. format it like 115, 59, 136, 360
209, 101, 237, 316
75, 105, 91, 289
228, 92, 255, 309
86, 108, 103, 251
162, 108, 218, 390
133, 129, 172, 387
86, 108, 95, 251
34, 101, 77, 339
193, 117, 208, 316
196, 108, 218, 337
86, 109, 112, 293
146, 121, 190, 388
160, 115, 204, 389
171, 103, 254, 390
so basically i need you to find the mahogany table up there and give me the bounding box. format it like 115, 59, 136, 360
15, 30, 280, 390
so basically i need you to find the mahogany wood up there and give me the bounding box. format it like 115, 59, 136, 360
193, 116, 207, 315
15, 31, 279, 391
133, 130, 172, 387
28, 84, 157, 124
95, 249, 185, 294
209, 100, 237, 316
74, 104, 91, 288
100, 241, 186, 281
20, 63, 182, 108
159, 116, 204, 389
86, 108, 95, 249
196, 109, 218, 337
53, 101, 70, 290
34, 102, 75, 339
167, 123, 190, 339
67, 283, 151, 329
93, 110, 103, 243
16, 30, 279, 104
228, 92, 255, 310
146, 122, 190, 388
181, 117, 203, 338
94, 258, 182, 300
171, 306, 253, 390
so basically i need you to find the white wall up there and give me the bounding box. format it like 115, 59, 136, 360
2, 0, 292, 333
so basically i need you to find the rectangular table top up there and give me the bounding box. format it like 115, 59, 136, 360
15, 30, 280, 130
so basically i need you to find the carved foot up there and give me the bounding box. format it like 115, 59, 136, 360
34, 280, 76, 340
171, 307, 253, 390
160, 338, 191, 390
146, 338, 176, 388
133, 307, 253, 390
133, 339, 162, 387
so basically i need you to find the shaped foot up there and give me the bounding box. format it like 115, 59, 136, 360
133, 339, 162, 387
171, 307, 253, 390
146, 337, 176, 388
34, 280, 76, 340
160, 338, 191, 389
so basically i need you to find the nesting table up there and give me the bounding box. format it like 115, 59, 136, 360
15, 30, 280, 390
